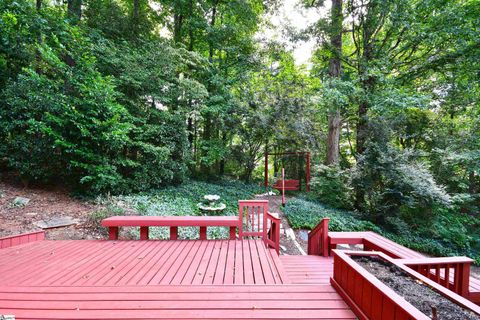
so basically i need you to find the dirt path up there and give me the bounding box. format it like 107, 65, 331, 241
0, 181, 103, 240
255, 194, 306, 255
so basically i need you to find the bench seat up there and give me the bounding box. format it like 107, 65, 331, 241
273, 179, 300, 191
102, 216, 241, 241
102, 216, 240, 227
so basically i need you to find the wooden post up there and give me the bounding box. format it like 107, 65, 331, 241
108, 227, 119, 240
200, 226, 207, 240
170, 226, 178, 240
281, 168, 285, 206
140, 227, 149, 240
229, 226, 236, 240
322, 218, 329, 257
264, 152, 269, 189
460, 262, 471, 297
306, 152, 311, 192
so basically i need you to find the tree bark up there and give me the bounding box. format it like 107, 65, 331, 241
131, 0, 140, 37
173, 13, 183, 43
325, 0, 343, 165
36, 0, 42, 11
67, 0, 82, 21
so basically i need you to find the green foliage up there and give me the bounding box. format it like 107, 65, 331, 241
308, 164, 353, 209
285, 198, 381, 232
0, 0, 194, 194
352, 121, 451, 225
285, 198, 480, 264
103, 179, 265, 239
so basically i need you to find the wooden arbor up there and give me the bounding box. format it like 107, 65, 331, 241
264, 151, 311, 192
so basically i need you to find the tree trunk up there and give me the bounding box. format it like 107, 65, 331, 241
208, 1, 218, 62
326, 110, 342, 164
173, 13, 183, 43
131, 0, 140, 37
325, 0, 343, 165
36, 0, 42, 10
67, 0, 82, 21
201, 0, 219, 175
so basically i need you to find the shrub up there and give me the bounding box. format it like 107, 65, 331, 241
308, 164, 353, 209
352, 125, 450, 224
284, 198, 381, 232
285, 197, 480, 264
0, 1, 191, 194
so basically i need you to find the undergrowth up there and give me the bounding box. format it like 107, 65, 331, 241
285, 198, 480, 265
94, 179, 265, 239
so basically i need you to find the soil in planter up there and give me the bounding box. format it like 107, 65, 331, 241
352, 256, 480, 320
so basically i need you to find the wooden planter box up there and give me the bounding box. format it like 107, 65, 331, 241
330, 250, 480, 320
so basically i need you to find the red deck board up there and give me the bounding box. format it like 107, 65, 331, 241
280, 255, 334, 285
0, 239, 359, 319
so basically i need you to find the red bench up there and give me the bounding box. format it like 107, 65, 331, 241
273, 179, 300, 191
101, 216, 241, 240
0, 231, 45, 249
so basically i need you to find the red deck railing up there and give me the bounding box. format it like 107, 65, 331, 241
101, 200, 281, 253
307, 218, 329, 257
0, 230, 45, 249
264, 212, 281, 254
398, 256, 473, 297
102, 216, 240, 241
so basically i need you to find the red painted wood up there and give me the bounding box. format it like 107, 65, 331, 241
103, 216, 242, 241
0, 231, 45, 249
331, 250, 430, 320
264, 151, 311, 192
234, 239, 244, 284
332, 250, 480, 319
140, 226, 149, 240
398, 256, 473, 297
199, 226, 207, 240
108, 227, 119, 240
102, 216, 241, 227
170, 226, 178, 240
148, 241, 190, 285
223, 239, 236, 284
308, 218, 329, 257
306, 152, 311, 192
273, 178, 300, 191
0, 283, 355, 319
178, 240, 209, 285
229, 226, 236, 240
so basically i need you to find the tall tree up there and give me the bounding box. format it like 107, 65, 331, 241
325, 0, 343, 164
67, 0, 82, 21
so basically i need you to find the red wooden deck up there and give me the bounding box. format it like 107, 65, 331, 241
0, 239, 286, 286
0, 239, 355, 319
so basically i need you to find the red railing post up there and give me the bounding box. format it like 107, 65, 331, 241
264, 152, 269, 188
306, 152, 310, 192
170, 226, 178, 240
399, 256, 473, 298
459, 262, 471, 297
264, 212, 280, 254
322, 218, 329, 257
109, 227, 119, 240
199, 227, 207, 240
307, 218, 330, 257
140, 227, 149, 240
